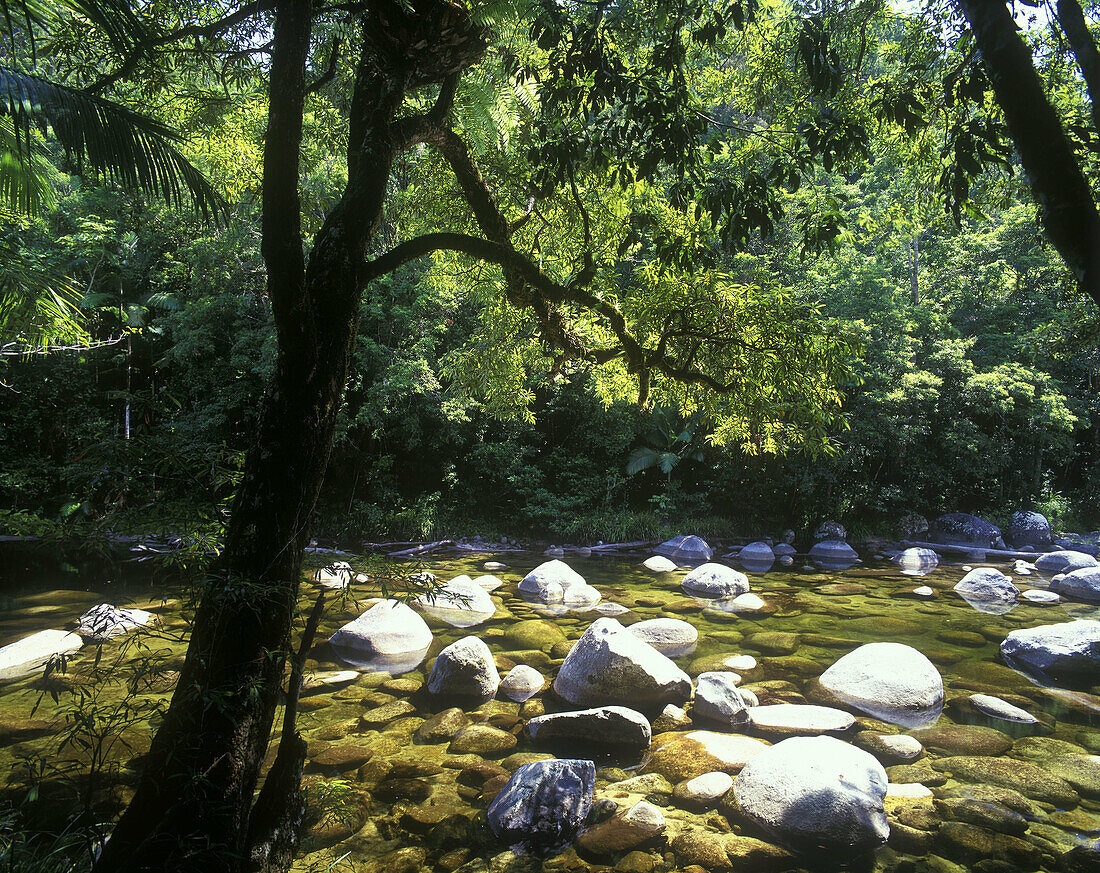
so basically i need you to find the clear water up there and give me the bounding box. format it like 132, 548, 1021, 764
0, 552, 1097, 872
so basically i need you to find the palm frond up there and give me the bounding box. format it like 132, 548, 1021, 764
0, 224, 88, 351
0, 116, 55, 213
0, 67, 224, 220
0, 0, 148, 57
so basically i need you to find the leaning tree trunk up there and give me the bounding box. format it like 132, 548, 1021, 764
957, 0, 1100, 307
90, 5, 417, 871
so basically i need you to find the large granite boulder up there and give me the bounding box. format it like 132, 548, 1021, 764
527, 705, 651, 748
519, 560, 601, 606
415, 575, 496, 627
809, 539, 859, 570
734, 736, 889, 855
953, 568, 1019, 604
328, 600, 432, 673
76, 603, 156, 642
499, 665, 545, 702
1035, 550, 1099, 574
738, 542, 775, 573
819, 642, 943, 728
1000, 620, 1100, 686
487, 758, 596, 854
427, 635, 500, 703
1008, 511, 1052, 549
1051, 566, 1100, 602
681, 563, 749, 597
929, 513, 1005, 549
627, 618, 698, 656
0, 629, 83, 680
553, 618, 692, 708
313, 561, 353, 589
655, 535, 712, 563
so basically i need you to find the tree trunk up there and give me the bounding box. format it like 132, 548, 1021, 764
91, 6, 409, 871
1055, 0, 1100, 136
957, 0, 1100, 306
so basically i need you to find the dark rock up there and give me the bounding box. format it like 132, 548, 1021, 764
929, 513, 1005, 550
487, 758, 596, 854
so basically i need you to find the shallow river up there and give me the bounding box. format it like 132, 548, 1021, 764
0, 551, 1098, 873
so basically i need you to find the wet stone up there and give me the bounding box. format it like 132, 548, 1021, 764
934, 822, 1042, 869
934, 797, 1029, 836
886, 765, 947, 786
931, 756, 1080, 807
743, 631, 801, 655
447, 725, 518, 757
359, 700, 418, 729
417, 707, 470, 743
910, 724, 1014, 757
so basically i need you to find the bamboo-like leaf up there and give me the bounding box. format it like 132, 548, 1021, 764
0, 67, 224, 219
0, 117, 54, 212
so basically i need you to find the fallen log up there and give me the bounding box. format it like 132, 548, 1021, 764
900, 540, 1040, 562
387, 539, 456, 557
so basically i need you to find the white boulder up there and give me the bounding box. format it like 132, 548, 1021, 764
643, 555, 677, 572
553, 618, 692, 708
427, 635, 499, 702
528, 705, 651, 748
693, 671, 751, 727
954, 567, 1018, 603
499, 665, 546, 702
1051, 566, 1100, 601
328, 600, 432, 672
76, 603, 156, 641
1000, 619, 1100, 684
734, 736, 889, 853
0, 629, 82, 680
819, 642, 943, 728
681, 563, 749, 597
519, 560, 600, 606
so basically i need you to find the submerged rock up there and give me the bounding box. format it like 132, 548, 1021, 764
643, 730, 770, 780
734, 736, 889, 855
519, 560, 601, 606
931, 756, 1079, 806
968, 693, 1039, 726
487, 758, 596, 854
680, 563, 749, 597
427, 635, 500, 703
1000, 619, 1100, 685
655, 535, 712, 563
527, 705, 651, 748
328, 600, 432, 673
552, 618, 692, 708
747, 704, 856, 736
819, 642, 944, 728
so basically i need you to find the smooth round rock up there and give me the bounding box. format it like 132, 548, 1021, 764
627, 618, 698, 656
504, 619, 566, 652
1035, 550, 1098, 574
910, 724, 1013, 757
969, 694, 1039, 725
809, 539, 859, 568
0, 629, 83, 680
416, 577, 496, 626
673, 771, 733, 806
427, 635, 499, 702
734, 736, 889, 854
681, 563, 749, 597
730, 592, 766, 611
552, 618, 692, 708
519, 560, 597, 605
327, 600, 432, 671
819, 642, 943, 728
747, 704, 855, 736
76, 604, 156, 641
894, 548, 940, 574
1021, 588, 1061, 604
931, 756, 1079, 806
1008, 511, 1051, 548
448, 724, 518, 757
693, 672, 751, 727
954, 568, 1019, 603
1052, 566, 1100, 601
643, 555, 677, 572
499, 665, 546, 702
739, 542, 775, 563
527, 705, 651, 748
